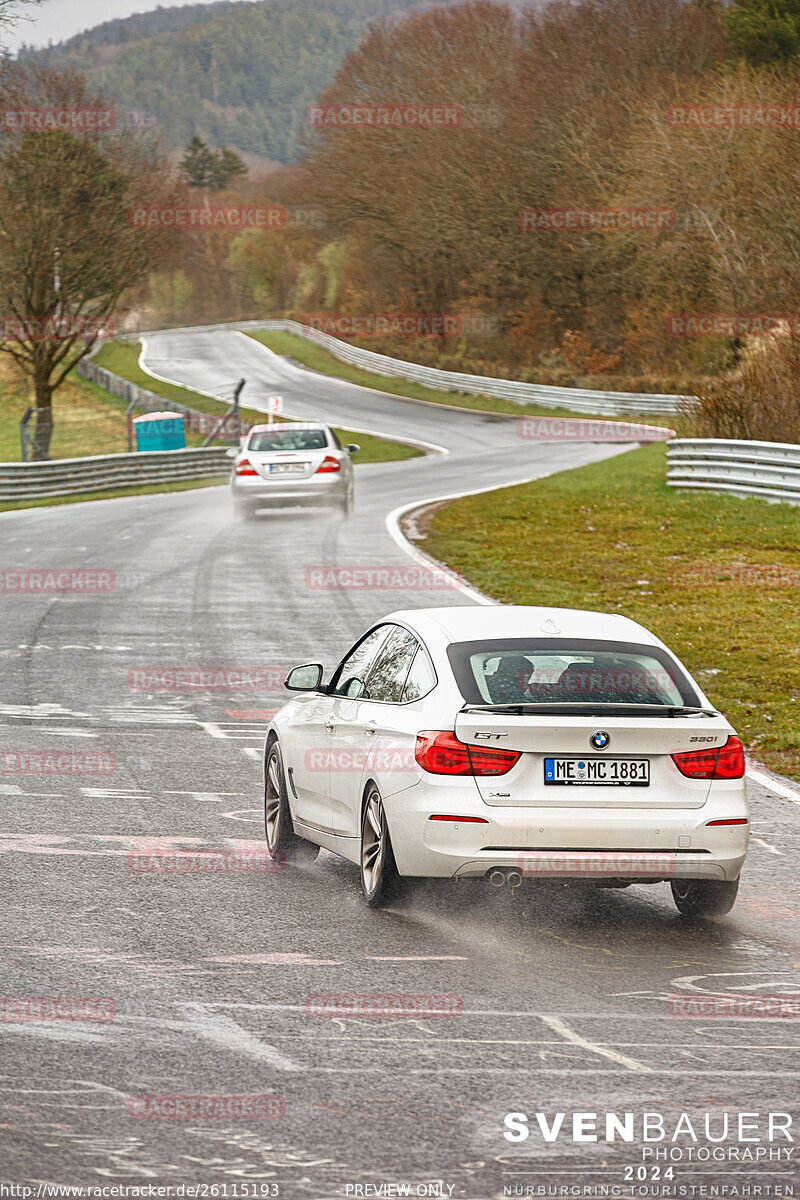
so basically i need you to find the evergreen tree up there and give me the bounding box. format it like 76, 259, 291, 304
180, 135, 216, 187
725, 0, 800, 63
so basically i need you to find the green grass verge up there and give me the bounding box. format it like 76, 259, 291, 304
0, 477, 225, 513
249, 330, 679, 430
95, 341, 421, 464
0, 371, 138, 462
413, 442, 800, 782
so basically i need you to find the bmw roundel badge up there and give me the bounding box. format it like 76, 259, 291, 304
590, 730, 610, 750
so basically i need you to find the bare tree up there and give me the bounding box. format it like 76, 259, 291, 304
0, 66, 173, 457
0, 0, 42, 49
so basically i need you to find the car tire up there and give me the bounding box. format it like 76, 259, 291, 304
671, 877, 739, 918
360, 785, 404, 907
234, 499, 256, 520
341, 488, 354, 517
264, 739, 319, 864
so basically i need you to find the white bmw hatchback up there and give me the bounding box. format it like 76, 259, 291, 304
264, 606, 749, 916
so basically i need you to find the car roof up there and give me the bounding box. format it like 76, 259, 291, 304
385, 605, 660, 646
249, 422, 330, 433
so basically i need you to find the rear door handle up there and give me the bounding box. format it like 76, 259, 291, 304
363, 721, 378, 736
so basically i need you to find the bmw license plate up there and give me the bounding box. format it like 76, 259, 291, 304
544, 757, 649, 786
269, 463, 305, 473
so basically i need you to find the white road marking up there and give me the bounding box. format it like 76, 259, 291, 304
753, 837, 783, 856
368, 955, 469, 962
39, 729, 98, 738
747, 766, 800, 804
164, 790, 241, 802
385, 451, 634, 607
198, 722, 227, 739
538, 1014, 653, 1073
175, 1003, 302, 1072
205, 952, 341, 965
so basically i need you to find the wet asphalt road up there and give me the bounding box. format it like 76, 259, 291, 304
1, 329, 799, 1198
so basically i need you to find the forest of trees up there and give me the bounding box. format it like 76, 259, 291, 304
18, 0, 800, 422
120, 0, 800, 410
23, 0, 427, 162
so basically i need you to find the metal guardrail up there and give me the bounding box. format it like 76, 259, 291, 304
666, 438, 800, 505
76, 358, 249, 449
253, 320, 690, 417
124, 318, 691, 417
0, 447, 231, 502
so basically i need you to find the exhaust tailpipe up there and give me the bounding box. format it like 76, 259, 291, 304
507, 870, 523, 889
488, 869, 506, 888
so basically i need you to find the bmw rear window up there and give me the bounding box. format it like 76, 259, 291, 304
447, 638, 701, 707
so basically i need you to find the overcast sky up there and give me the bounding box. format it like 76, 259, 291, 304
6, 0, 250, 52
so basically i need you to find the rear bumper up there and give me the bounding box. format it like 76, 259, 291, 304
383, 780, 749, 882
231, 475, 348, 505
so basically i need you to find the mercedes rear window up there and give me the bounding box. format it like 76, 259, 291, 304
447, 638, 701, 708
248, 429, 328, 452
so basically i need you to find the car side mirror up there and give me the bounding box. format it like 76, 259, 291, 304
345, 444, 360, 455
340, 676, 368, 699
285, 663, 324, 692
225, 447, 238, 459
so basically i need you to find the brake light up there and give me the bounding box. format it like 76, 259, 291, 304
415, 730, 520, 776
235, 458, 258, 476
672, 735, 745, 779
316, 456, 341, 473
706, 818, 748, 826
429, 814, 489, 823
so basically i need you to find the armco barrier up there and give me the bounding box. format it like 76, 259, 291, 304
76, 357, 248, 444
77, 357, 189, 415
0, 447, 231, 502
123, 318, 691, 418
257, 321, 689, 417
666, 438, 800, 505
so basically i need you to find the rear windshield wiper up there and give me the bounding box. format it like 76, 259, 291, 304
461, 702, 718, 717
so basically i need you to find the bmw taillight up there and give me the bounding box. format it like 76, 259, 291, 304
235, 458, 258, 476
415, 730, 520, 776
316, 456, 341, 473
672, 735, 745, 780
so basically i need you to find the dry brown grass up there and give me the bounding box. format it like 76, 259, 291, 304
690, 335, 800, 443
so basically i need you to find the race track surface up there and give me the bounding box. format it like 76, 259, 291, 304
1, 329, 798, 1198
